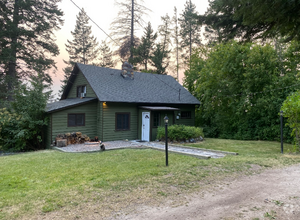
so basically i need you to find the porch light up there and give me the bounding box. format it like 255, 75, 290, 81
164, 115, 169, 124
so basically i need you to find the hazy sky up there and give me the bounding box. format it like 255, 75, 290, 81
52, 0, 209, 97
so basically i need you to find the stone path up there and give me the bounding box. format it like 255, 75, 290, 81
54, 140, 235, 159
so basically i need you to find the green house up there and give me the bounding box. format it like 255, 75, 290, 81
45, 63, 200, 147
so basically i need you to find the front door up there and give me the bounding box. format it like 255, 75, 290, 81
142, 112, 150, 141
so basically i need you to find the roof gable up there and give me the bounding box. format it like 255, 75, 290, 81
63, 63, 200, 105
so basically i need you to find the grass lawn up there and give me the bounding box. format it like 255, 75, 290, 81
1, 138, 300, 219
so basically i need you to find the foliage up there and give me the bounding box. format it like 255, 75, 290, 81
61, 8, 99, 93
0, 75, 50, 152
97, 40, 115, 68
130, 22, 157, 70
281, 91, 300, 150
156, 124, 204, 141
150, 43, 170, 74
110, 0, 150, 60
184, 41, 298, 141
172, 7, 180, 80
179, 0, 201, 61
149, 14, 172, 75
0, 0, 63, 100
199, 0, 300, 43
183, 47, 207, 96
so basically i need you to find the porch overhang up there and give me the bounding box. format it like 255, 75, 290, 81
139, 106, 180, 111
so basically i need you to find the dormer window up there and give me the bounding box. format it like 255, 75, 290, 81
77, 85, 86, 98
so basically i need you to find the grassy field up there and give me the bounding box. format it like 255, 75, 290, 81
0, 138, 300, 219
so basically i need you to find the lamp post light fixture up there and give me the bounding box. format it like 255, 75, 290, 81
280, 110, 283, 154
164, 115, 169, 166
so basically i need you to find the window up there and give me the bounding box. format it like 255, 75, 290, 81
68, 113, 85, 127
153, 112, 160, 127
181, 111, 191, 119
116, 113, 130, 130
77, 85, 86, 97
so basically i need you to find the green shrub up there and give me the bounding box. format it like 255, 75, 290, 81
156, 124, 204, 141
281, 90, 300, 150
0, 75, 50, 152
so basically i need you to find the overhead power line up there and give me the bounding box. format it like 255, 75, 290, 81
69, 0, 121, 47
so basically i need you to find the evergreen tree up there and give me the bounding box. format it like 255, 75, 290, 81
158, 14, 172, 53
150, 43, 169, 74
157, 14, 172, 73
179, 0, 201, 62
98, 40, 115, 68
172, 7, 180, 80
131, 22, 157, 70
199, 0, 300, 43
110, 0, 150, 60
0, 0, 63, 101
61, 8, 99, 93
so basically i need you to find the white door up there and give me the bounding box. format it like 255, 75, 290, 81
142, 112, 150, 141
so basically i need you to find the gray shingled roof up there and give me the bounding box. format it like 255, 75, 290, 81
76, 63, 200, 105
46, 98, 97, 113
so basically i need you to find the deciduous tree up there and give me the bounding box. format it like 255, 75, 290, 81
281, 91, 300, 150
185, 41, 297, 141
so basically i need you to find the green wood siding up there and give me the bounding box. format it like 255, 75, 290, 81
102, 102, 138, 141
50, 101, 98, 143
67, 71, 96, 98
173, 105, 195, 126
44, 115, 52, 148
97, 101, 103, 141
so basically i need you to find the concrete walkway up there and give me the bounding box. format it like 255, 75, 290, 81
53, 140, 237, 159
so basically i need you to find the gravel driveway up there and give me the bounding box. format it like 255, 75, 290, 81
53, 140, 229, 159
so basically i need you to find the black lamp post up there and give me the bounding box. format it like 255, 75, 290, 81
280, 110, 283, 154
164, 115, 169, 166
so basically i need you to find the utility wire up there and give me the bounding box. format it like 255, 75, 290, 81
69, 0, 121, 47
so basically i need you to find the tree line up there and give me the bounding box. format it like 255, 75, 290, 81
186, 0, 300, 149
61, 0, 202, 92
1, 0, 300, 151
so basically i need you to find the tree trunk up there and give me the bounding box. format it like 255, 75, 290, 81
7, 0, 20, 101
130, 0, 134, 60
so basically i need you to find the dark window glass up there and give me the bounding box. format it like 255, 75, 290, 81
68, 114, 76, 126
181, 111, 191, 119
153, 112, 160, 127
77, 85, 86, 97
68, 114, 85, 126
76, 114, 85, 126
116, 113, 130, 130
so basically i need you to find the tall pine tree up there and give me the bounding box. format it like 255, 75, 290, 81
61, 8, 99, 93
110, 0, 150, 60
97, 40, 115, 68
154, 14, 172, 75
172, 7, 180, 80
179, 0, 201, 63
131, 22, 157, 71
0, 0, 63, 101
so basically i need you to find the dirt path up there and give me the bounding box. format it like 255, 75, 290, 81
112, 164, 300, 220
